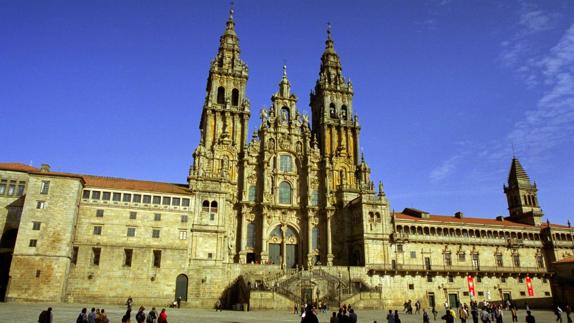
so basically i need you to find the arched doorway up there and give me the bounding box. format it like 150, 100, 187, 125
175, 274, 188, 302
0, 229, 18, 301
268, 225, 299, 268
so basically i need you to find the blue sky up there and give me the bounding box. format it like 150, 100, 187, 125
1, 1, 573, 224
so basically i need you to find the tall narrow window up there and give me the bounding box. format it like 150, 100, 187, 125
210, 201, 218, 213
71, 246, 79, 265
152, 229, 160, 238
248, 186, 256, 202
0, 179, 7, 195
513, 254, 521, 267
278, 181, 292, 204
40, 181, 50, 194
310, 191, 319, 206
17, 181, 26, 196
153, 250, 162, 268
124, 249, 133, 267
247, 223, 256, 248
217, 86, 225, 104
496, 254, 504, 266
92, 247, 101, 266
113, 193, 121, 201
341, 105, 348, 120
312, 227, 319, 250
179, 230, 187, 240
231, 88, 239, 106
536, 255, 544, 268
202, 200, 210, 212
444, 252, 452, 266
281, 106, 290, 121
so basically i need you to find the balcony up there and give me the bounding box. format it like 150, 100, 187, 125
391, 232, 409, 242
507, 238, 524, 247
367, 263, 549, 275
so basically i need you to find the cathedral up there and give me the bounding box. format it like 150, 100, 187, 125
0, 9, 573, 309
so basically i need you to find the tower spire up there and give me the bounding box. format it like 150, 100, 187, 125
503, 157, 543, 225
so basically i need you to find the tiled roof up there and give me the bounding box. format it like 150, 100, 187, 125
0, 162, 191, 195
0, 163, 38, 173
83, 175, 190, 195
394, 212, 537, 229
554, 256, 574, 264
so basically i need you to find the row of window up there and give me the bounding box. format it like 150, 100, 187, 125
0, 179, 26, 197
215, 86, 240, 106
329, 103, 349, 120
396, 225, 543, 241
90, 226, 188, 240
83, 190, 190, 207
72, 247, 164, 267
95, 209, 189, 223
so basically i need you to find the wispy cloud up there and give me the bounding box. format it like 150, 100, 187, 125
429, 154, 462, 182
519, 10, 555, 34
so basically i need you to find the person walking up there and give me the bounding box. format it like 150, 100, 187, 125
157, 309, 168, 323
510, 306, 517, 322
494, 306, 503, 323
122, 308, 132, 323
442, 310, 454, 323
330, 311, 339, 323
387, 310, 395, 323
525, 310, 535, 323
395, 310, 402, 323
459, 306, 468, 323
556, 306, 564, 323
146, 307, 157, 323
471, 305, 479, 323
566, 305, 572, 323
423, 309, 430, 323
480, 307, 490, 323
135, 306, 146, 323
302, 305, 319, 323
433, 306, 438, 321
349, 308, 358, 323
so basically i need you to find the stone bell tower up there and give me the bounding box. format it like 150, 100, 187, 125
189, 6, 250, 185
504, 157, 543, 225
309, 25, 363, 193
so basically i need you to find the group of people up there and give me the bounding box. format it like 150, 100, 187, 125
120, 297, 168, 323
75, 307, 109, 323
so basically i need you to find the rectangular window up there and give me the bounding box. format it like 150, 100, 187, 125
448, 275, 454, 283
208, 252, 213, 259
518, 277, 524, 283
143, 195, 151, 204
162, 197, 171, 205
129, 211, 137, 219
71, 246, 78, 265
40, 181, 50, 194
82, 190, 90, 199
408, 283, 414, 290
172, 197, 180, 206
36, 270, 41, 278
410, 251, 416, 259
96, 209, 104, 217
32, 221, 41, 230
427, 275, 433, 282
181, 215, 188, 223
102, 192, 111, 201
0, 180, 7, 195
520, 291, 526, 296
248, 186, 256, 202
7, 181, 16, 196
133, 194, 141, 203
152, 229, 160, 238
153, 250, 161, 268
29, 239, 37, 247
91, 191, 101, 200
458, 253, 466, 262
501, 277, 506, 283
127, 227, 136, 237
112, 192, 121, 201
477, 276, 482, 283
154, 213, 161, 221
152, 196, 161, 204
210, 214, 215, 221
17, 181, 26, 196
182, 198, 190, 207
36, 201, 46, 209
124, 249, 133, 267
478, 291, 484, 297
536, 255, 544, 268
93, 226, 102, 235
396, 244, 403, 252
92, 247, 101, 266
310, 191, 319, 206
123, 193, 131, 202
444, 253, 452, 266
179, 230, 187, 240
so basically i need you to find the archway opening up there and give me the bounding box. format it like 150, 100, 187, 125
175, 274, 188, 302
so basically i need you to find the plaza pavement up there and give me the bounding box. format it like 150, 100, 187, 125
0, 303, 560, 323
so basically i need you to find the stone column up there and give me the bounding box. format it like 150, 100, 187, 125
260, 211, 269, 263
326, 211, 334, 266
239, 211, 247, 264
307, 215, 313, 267
281, 224, 287, 269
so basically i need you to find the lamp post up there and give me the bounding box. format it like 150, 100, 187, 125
338, 272, 342, 307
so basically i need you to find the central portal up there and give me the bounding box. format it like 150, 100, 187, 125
268, 225, 299, 268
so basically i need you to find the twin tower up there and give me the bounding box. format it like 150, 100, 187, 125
187, 9, 388, 268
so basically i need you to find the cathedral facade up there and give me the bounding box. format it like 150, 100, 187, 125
1, 10, 572, 309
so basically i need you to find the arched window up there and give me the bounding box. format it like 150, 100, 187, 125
341, 105, 348, 120
202, 200, 210, 212
231, 88, 239, 106
217, 86, 225, 104
210, 201, 218, 213
312, 227, 319, 250
281, 106, 290, 122
248, 186, 256, 202
279, 155, 292, 172
278, 181, 292, 204
329, 103, 337, 118
247, 223, 256, 248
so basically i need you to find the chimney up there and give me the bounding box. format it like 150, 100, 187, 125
454, 211, 464, 219
40, 164, 51, 173
496, 216, 504, 221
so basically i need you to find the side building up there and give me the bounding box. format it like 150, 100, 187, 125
1, 10, 573, 309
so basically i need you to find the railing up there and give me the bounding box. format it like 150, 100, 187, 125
392, 232, 409, 242
367, 263, 548, 274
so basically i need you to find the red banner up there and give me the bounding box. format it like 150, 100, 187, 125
526, 276, 534, 296
467, 275, 476, 296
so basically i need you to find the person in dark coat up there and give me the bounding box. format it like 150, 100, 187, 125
301, 305, 319, 323
442, 310, 455, 323
38, 307, 53, 323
